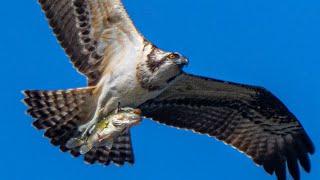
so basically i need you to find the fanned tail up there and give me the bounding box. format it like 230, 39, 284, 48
23, 87, 96, 153
23, 87, 96, 130
23, 87, 135, 165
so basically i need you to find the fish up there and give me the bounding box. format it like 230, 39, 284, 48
66, 107, 142, 154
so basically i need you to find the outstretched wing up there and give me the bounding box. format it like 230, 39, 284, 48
139, 73, 315, 180
39, 0, 144, 85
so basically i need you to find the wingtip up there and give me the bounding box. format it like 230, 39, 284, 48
263, 161, 275, 175
274, 162, 286, 180
308, 142, 316, 155
21, 90, 28, 96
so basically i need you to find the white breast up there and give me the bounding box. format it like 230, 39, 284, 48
97, 45, 163, 114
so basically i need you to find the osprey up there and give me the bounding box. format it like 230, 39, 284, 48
23, 0, 314, 180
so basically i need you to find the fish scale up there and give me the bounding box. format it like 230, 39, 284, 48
66, 107, 142, 154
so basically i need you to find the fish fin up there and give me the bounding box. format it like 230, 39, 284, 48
80, 144, 93, 155
66, 138, 85, 149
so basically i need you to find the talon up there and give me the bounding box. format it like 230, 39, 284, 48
81, 122, 95, 138
116, 102, 122, 113
88, 124, 96, 134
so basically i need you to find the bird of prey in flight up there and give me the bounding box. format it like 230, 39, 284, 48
23, 0, 314, 180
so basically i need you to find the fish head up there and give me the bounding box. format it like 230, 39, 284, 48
113, 107, 142, 127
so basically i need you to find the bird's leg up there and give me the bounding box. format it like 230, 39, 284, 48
80, 121, 95, 138
79, 100, 121, 137
79, 108, 104, 137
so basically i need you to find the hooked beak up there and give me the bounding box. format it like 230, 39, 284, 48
174, 57, 189, 67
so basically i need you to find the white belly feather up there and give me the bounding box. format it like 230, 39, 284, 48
97, 46, 162, 115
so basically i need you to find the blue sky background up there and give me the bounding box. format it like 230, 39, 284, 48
0, 0, 319, 180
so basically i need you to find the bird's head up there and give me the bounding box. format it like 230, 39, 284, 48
148, 47, 188, 76
163, 52, 189, 69
137, 45, 188, 91
146, 48, 188, 73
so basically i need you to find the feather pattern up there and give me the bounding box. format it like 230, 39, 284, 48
23, 87, 96, 130
23, 88, 134, 165
140, 73, 315, 180
38, 0, 144, 85
84, 130, 135, 165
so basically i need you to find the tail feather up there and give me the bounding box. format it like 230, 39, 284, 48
23, 87, 135, 166
84, 130, 135, 165
23, 87, 96, 151
110, 131, 135, 165
23, 88, 95, 129
44, 120, 80, 149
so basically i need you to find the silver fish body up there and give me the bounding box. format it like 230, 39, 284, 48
66, 108, 142, 154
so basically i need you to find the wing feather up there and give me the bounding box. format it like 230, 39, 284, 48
140, 73, 314, 180
38, 0, 144, 85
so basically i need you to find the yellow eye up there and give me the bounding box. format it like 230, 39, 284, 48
167, 53, 179, 59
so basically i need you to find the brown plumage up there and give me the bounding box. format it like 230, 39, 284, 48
23, 88, 134, 165
23, 88, 96, 130
22, 0, 314, 179
25, 0, 179, 167
84, 131, 134, 165
38, 0, 141, 85
139, 73, 315, 180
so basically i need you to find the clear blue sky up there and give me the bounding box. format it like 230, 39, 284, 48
0, 0, 319, 180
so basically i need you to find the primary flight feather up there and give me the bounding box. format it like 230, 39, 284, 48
23, 0, 314, 179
